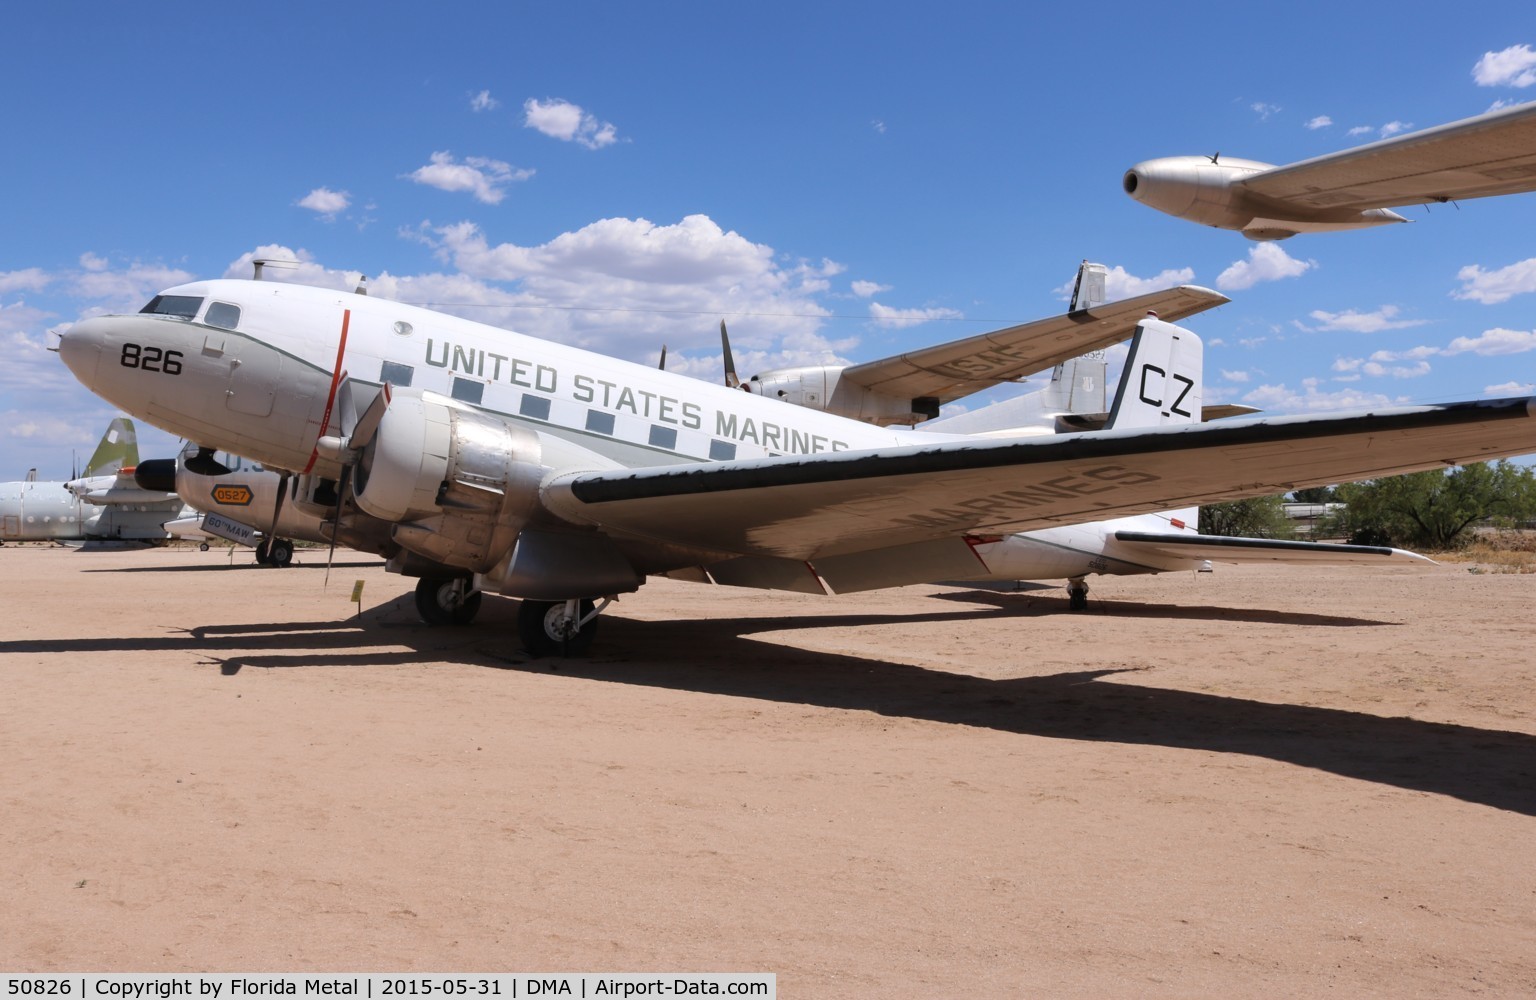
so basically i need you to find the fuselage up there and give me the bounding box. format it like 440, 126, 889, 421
59, 279, 935, 481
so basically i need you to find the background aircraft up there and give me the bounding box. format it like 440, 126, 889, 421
58, 275, 1535, 655
0, 418, 192, 545
1124, 101, 1536, 239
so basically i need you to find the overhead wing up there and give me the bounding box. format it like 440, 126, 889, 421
543, 396, 1536, 561
837, 284, 1227, 404
1239, 101, 1536, 212
1112, 532, 1434, 566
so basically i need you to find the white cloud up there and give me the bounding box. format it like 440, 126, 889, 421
1251, 102, 1281, 120
1220, 369, 1250, 382
1453, 257, 1536, 304
1216, 243, 1315, 291
404, 216, 847, 361
1347, 125, 1373, 136
851, 280, 890, 298
78, 253, 109, 273
470, 89, 499, 112
1243, 379, 1401, 414
1306, 304, 1427, 333
0, 268, 51, 294
1054, 264, 1195, 302
1485, 380, 1535, 395
871, 120, 887, 134
1473, 44, 1536, 88
1332, 357, 1363, 373
1362, 360, 1431, 378
1442, 327, 1536, 356
1368, 345, 1439, 362
523, 98, 619, 149
1378, 121, 1411, 138
867, 303, 964, 329
298, 187, 351, 220
405, 152, 533, 205
1304, 115, 1333, 130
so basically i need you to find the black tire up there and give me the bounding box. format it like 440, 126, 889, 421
267, 538, 294, 567
253, 543, 271, 566
1068, 587, 1089, 611
198, 542, 209, 552
518, 599, 597, 657
415, 577, 481, 626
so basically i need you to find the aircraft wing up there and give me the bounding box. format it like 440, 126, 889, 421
1112, 532, 1434, 566
837, 284, 1228, 404
544, 396, 1536, 561
1239, 101, 1536, 212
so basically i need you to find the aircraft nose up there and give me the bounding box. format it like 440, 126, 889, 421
57, 316, 114, 384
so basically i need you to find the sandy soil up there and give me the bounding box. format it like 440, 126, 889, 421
2, 543, 1533, 996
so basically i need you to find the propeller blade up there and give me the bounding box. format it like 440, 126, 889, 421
720, 320, 740, 389
337, 376, 358, 440
184, 446, 231, 476
658, 344, 668, 371
259, 471, 290, 565
323, 464, 351, 588
348, 383, 392, 452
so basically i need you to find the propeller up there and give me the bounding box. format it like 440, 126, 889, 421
657, 344, 668, 370
720, 319, 740, 389
321, 379, 393, 585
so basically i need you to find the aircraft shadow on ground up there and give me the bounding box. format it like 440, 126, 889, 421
79, 559, 385, 574
932, 588, 1392, 627
4, 596, 1529, 816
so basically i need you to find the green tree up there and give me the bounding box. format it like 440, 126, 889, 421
1199, 494, 1293, 538
1330, 461, 1536, 550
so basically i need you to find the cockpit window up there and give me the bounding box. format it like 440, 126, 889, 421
139, 295, 203, 320
205, 302, 241, 330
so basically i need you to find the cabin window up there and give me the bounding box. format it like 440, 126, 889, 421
585, 410, 615, 435
380, 361, 414, 387
519, 395, 551, 421
205, 301, 241, 330
648, 426, 678, 450
709, 440, 737, 462
139, 295, 203, 320
450, 377, 484, 405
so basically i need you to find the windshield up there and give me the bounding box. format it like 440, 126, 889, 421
139, 295, 203, 320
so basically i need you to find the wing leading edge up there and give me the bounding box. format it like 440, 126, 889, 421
542, 396, 1536, 562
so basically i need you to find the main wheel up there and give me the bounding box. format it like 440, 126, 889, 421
518, 599, 597, 657
198, 542, 210, 552
267, 538, 294, 567
415, 577, 482, 625
1067, 582, 1089, 611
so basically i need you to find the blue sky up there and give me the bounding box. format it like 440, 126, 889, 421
4, 2, 1536, 478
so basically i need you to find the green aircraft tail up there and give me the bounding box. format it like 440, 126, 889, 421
82, 417, 139, 477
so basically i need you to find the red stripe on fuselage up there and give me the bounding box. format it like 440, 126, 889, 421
302, 309, 352, 474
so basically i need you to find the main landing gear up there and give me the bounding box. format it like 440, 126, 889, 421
254, 537, 294, 567
411, 578, 611, 657
414, 576, 483, 626
518, 598, 607, 658
1066, 577, 1090, 612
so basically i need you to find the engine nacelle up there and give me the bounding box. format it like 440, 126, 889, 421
744, 366, 937, 426
1122, 155, 1277, 234
354, 393, 545, 572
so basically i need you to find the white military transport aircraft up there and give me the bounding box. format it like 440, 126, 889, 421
1124, 101, 1536, 240
0, 417, 192, 545
56, 277, 1536, 654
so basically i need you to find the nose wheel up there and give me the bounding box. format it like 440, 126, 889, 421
414, 576, 483, 625
518, 598, 607, 657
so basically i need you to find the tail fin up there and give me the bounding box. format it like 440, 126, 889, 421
82, 418, 139, 477
1105, 317, 1203, 431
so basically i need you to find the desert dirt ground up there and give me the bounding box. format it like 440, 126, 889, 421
2, 543, 1534, 997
